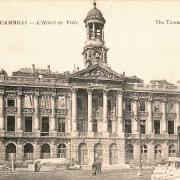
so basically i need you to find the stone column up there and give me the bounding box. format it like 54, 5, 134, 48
34, 143, 41, 160
147, 98, 153, 134
16, 93, 23, 135
133, 98, 138, 134
117, 90, 123, 137
16, 143, 23, 162
50, 94, 56, 135
71, 88, 77, 136
34, 93, 40, 136
66, 94, 71, 133
103, 89, 108, 137
0, 141, 5, 162
51, 140, 57, 158
162, 100, 167, 134
87, 88, 93, 137
0, 93, 5, 134
176, 101, 180, 134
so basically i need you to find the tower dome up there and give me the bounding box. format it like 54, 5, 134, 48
84, 2, 105, 24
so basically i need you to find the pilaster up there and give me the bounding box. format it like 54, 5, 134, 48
147, 97, 153, 134
117, 90, 123, 137
103, 89, 109, 137
16, 93, 23, 136
133, 97, 138, 134
34, 92, 40, 136
0, 92, 5, 135
50, 94, 57, 136
71, 87, 78, 137
162, 99, 167, 134
87, 88, 93, 137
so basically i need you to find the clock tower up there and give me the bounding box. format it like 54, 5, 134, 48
82, 2, 109, 68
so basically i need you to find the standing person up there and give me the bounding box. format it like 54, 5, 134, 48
92, 161, 97, 176
34, 163, 38, 172
99, 160, 102, 173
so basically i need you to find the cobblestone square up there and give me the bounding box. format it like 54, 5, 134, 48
0, 169, 153, 180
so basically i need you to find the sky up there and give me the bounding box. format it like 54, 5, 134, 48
0, 0, 180, 84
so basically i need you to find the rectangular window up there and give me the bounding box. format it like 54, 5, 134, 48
7, 116, 15, 131
58, 96, 66, 109
58, 117, 65, 132
41, 117, 49, 133
125, 119, 132, 133
77, 119, 83, 132
154, 120, 160, 134
140, 120, 146, 134
77, 96, 83, 111
125, 100, 131, 111
168, 121, 174, 134
93, 119, 97, 132
108, 120, 112, 133
140, 101, 145, 111
108, 99, 112, 112
92, 96, 99, 111
25, 117, 32, 132
7, 99, 15, 107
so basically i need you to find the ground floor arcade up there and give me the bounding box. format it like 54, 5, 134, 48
0, 138, 177, 167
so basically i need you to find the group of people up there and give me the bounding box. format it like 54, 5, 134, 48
92, 160, 102, 176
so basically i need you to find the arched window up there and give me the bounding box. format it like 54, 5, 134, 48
141, 144, 148, 160
126, 144, 133, 163
169, 144, 176, 157
57, 144, 66, 158
155, 144, 162, 161
78, 143, 88, 165
24, 143, 34, 160
6, 143, 16, 161
94, 143, 103, 163
109, 143, 118, 165
41, 143, 50, 159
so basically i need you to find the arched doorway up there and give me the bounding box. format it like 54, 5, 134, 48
125, 144, 133, 163
6, 143, 16, 161
169, 144, 176, 157
24, 143, 34, 160
155, 144, 162, 161
94, 143, 103, 163
78, 143, 88, 165
41, 143, 50, 159
109, 143, 118, 165
57, 144, 67, 158
141, 144, 148, 161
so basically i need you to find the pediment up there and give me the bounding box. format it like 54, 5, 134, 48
70, 64, 123, 81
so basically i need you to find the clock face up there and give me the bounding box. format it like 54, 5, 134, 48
93, 50, 102, 60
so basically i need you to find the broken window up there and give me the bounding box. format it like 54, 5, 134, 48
93, 119, 97, 132
168, 120, 174, 134
57, 117, 65, 132
125, 100, 131, 111
25, 116, 32, 132
7, 116, 15, 131
154, 120, 160, 134
140, 120, 146, 134
125, 119, 132, 133
139, 101, 146, 111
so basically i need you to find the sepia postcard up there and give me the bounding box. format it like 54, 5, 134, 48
0, 0, 180, 180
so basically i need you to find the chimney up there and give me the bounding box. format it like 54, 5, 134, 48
47, 65, 50, 74
32, 64, 35, 73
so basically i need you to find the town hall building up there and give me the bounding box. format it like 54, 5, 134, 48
0, 2, 179, 168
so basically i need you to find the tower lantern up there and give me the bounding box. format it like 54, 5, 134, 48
83, 1, 108, 68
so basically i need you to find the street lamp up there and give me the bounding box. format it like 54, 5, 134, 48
133, 115, 142, 176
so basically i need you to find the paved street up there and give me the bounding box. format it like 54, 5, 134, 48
0, 168, 153, 180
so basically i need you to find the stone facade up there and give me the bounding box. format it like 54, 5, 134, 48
0, 2, 179, 168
